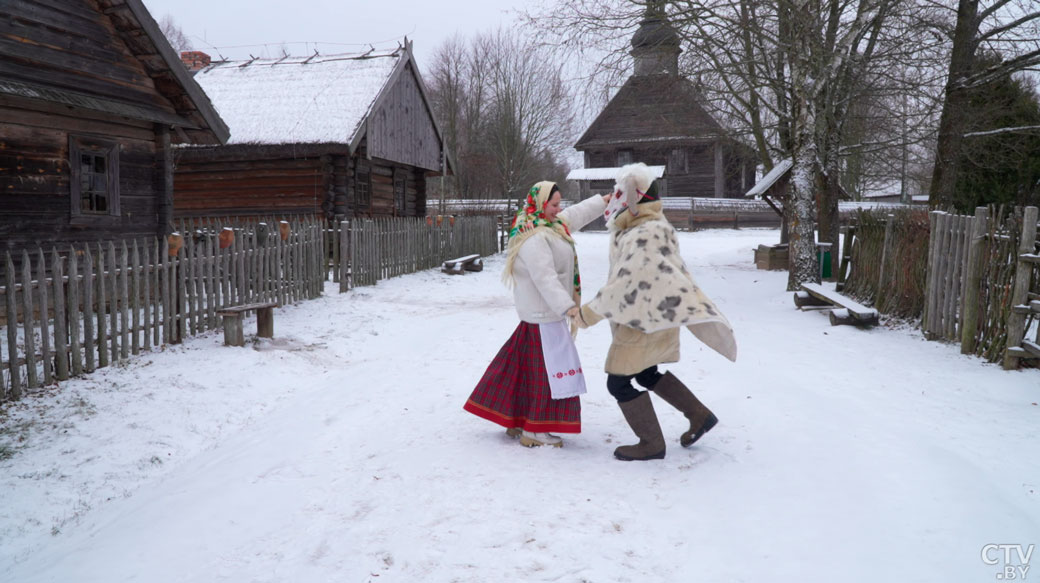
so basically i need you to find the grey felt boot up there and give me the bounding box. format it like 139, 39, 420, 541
614, 392, 666, 461
651, 371, 718, 447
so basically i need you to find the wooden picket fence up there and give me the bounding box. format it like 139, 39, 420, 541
839, 205, 1038, 369
0, 218, 325, 402
332, 216, 500, 291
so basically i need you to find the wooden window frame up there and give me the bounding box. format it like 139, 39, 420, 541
393, 169, 407, 215
617, 149, 634, 166
69, 135, 120, 223
355, 164, 371, 208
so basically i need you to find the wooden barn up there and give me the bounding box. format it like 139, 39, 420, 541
0, 0, 229, 255
570, 4, 755, 200
173, 43, 453, 220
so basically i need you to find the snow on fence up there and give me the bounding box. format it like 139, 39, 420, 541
330, 216, 500, 292
0, 217, 325, 402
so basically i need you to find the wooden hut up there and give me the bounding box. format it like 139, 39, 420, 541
570, 4, 755, 200
0, 0, 229, 255
173, 42, 453, 220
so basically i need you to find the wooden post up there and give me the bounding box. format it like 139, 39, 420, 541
922, 211, 940, 336
97, 245, 109, 368
67, 248, 83, 377
4, 254, 19, 399
107, 242, 119, 360
37, 249, 53, 384
131, 241, 141, 355
83, 248, 96, 373
20, 252, 37, 388
119, 241, 130, 360
52, 249, 69, 381
877, 214, 894, 303
1004, 206, 1039, 369
959, 208, 988, 354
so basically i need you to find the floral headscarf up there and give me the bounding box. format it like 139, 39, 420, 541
501, 181, 581, 303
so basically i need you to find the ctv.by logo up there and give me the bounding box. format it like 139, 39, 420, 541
982, 544, 1034, 580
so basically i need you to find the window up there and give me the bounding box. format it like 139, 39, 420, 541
355, 164, 371, 208
617, 149, 633, 166
393, 169, 407, 215
69, 136, 120, 217
668, 148, 688, 174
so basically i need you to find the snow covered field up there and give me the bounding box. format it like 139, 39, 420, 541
1, 228, 1037, 583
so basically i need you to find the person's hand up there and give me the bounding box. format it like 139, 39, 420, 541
567, 306, 589, 329
601, 193, 612, 204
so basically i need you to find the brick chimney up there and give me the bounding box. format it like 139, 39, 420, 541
180, 51, 211, 73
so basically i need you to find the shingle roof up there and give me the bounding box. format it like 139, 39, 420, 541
575, 74, 725, 149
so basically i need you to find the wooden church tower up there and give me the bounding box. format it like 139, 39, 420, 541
571, 2, 755, 199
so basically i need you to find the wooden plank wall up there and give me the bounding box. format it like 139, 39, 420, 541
0, 0, 179, 120
367, 62, 442, 172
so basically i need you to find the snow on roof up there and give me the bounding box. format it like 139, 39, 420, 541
745, 159, 792, 197
566, 165, 666, 181
192, 50, 402, 145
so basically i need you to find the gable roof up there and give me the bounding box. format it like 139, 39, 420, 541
745, 159, 793, 197
0, 0, 228, 145
194, 50, 401, 146
190, 43, 454, 172
575, 74, 725, 150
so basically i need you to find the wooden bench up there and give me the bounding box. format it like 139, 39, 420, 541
217, 302, 278, 346
794, 282, 879, 327
442, 254, 483, 275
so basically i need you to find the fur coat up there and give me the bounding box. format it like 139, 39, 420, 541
580, 201, 737, 375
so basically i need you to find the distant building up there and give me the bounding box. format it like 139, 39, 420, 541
569, 3, 755, 201
173, 42, 453, 220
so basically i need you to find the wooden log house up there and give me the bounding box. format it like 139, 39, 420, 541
0, 0, 229, 258
569, 3, 755, 201
173, 42, 454, 221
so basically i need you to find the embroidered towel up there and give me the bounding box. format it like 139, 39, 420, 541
539, 320, 587, 400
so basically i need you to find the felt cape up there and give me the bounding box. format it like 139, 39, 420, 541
582, 202, 737, 362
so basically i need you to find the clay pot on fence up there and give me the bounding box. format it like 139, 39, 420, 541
219, 228, 234, 249
167, 233, 183, 256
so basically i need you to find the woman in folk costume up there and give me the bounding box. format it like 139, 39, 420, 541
574, 162, 738, 461
463, 182, 607, 448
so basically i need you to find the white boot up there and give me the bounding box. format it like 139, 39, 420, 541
520, 430, 563, 448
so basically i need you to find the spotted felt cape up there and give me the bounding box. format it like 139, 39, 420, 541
587, 204, 737, 362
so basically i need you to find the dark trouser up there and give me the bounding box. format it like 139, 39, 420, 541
607, 365, 664, 403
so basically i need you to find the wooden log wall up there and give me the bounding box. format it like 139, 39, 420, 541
0, 0, 181, 120
173, 156, 327, 217
0, 105, 164, 255
0, 218, 325, 402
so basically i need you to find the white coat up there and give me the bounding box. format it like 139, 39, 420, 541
510, 195, 606, 323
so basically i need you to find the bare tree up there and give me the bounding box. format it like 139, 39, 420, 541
158, 14, 191, 54
929, 0, 1040, 208
529, 0, 928, 289
426, 29, 577, 201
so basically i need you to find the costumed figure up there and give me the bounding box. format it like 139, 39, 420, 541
463, 182, 607, 447
575, 162, 738, 461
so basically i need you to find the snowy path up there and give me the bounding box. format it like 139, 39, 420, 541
2, 229, 1037, 583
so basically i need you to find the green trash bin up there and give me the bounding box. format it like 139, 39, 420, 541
817, 245, 832, 279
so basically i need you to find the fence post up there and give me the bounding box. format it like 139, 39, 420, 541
960, 207, 989, 354
877, 214, 895, 304
1003, 205, 1039, 370
4, 253, 19, 399
21, 251, 38, 388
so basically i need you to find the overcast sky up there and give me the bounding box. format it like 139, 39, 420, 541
141, 0, 535, 71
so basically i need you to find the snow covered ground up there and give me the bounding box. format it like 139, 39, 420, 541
1, 228, 1037, 583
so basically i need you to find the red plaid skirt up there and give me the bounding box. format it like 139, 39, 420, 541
463, 321, 581, 433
